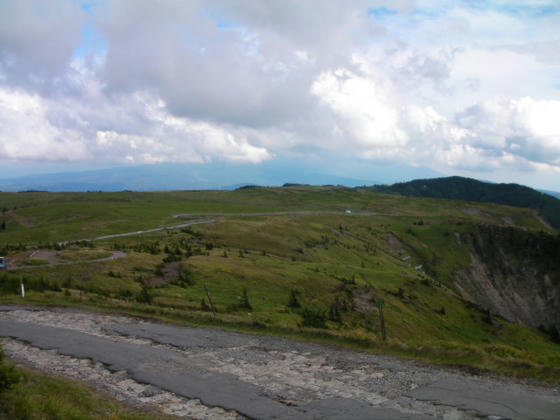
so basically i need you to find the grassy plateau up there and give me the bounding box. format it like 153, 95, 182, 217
1, 186, 559, 384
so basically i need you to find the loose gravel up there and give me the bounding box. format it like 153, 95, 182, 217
1, 307, 559, 420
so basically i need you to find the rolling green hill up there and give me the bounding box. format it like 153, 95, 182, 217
0, 186, 559, 381
369, 176, 560, 231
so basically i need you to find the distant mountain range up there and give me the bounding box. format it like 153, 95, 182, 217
368, 176, 560, 231
0, 160, 441, 192
1, 164, 558, 230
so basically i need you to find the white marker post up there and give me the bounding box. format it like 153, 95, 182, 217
20, 276, 25, 298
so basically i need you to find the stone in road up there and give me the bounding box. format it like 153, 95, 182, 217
1, 307, 559, 420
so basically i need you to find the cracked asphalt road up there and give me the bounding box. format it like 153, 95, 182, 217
1, 306, 558, 419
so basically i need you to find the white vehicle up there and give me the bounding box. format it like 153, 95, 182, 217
345, 210, 352, 214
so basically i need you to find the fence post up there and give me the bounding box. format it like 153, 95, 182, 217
377, 300, 386, 341
205, 284, 217, 317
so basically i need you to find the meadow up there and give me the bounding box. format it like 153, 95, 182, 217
1, 186, 559, 382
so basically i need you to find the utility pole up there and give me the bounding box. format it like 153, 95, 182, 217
377, 300, 386, 341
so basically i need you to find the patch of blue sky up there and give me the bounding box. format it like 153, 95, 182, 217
72, 0, 102, 14
200, 4, 240, 31
73, 22, 107, 58
217, 20, 235, 30
461, 0, 489, 11
460, 0, 559, 16
367, 7, 398, 19
368, 7, 442, 43
494, 3, 559, 18
79, 2, 98, 12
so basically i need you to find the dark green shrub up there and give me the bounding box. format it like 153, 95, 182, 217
154, 263, 165, 276
328, 297, 343, 323
117, 289, 133, 299
301, 307, 327, 329
238, 288, 252, 310
0, 347, 19, 392
172, 265, 194, 287
136, 286, 152, 305
287, 289, 301, 308
200, 298, 210, 311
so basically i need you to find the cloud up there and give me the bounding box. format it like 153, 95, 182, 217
311, 67, 407, 151
457, 96, 560, 166
0, 87, 270, 164
0, 88, 89, 161
1, 0, 560, 187
0, 0, 85, 88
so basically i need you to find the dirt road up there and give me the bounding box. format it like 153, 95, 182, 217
1, 306, 558, 420
7, 250, 127, 270
80, 210, 375, 243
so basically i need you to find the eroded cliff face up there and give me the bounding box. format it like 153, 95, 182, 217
455, 225, 560, 338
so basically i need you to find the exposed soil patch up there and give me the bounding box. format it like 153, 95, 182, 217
6, 210, 35, 227
352, 288, 376, 312
462, 206, 482, 217
146, 261, 181, 287
385, 232, 404, 251
7, 250, 127, 270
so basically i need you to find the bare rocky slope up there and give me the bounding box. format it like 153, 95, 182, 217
455, 225, 560, 340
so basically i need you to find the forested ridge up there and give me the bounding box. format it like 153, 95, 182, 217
367, 176, 560, 230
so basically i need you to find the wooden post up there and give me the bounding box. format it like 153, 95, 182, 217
377, 300, 386, 341
205, 284, 217, 317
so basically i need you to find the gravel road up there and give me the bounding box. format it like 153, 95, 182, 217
59, 210, 374, 245
7, 250, 127, 271
1, 306, 559, 420
172, 211, 377, 218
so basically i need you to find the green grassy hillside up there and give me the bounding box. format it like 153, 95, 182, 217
1, 186, 559, 382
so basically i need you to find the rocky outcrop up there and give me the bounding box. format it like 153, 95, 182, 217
455, 225, 560, 338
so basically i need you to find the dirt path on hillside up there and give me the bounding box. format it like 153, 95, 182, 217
1, 306, 559, 420
86, 210, 377, 243
6, 250, 127, 270
58, 210, 376, 246
172, 210, 377, 219
5, 211, 373, 271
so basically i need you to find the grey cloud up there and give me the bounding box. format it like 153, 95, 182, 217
0, 0, 85, 89
93, 0, 421, 129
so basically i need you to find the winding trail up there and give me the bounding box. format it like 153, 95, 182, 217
172, 210, 376, 218
67, 218, 219, 243
7, 250, 127, 270
1, 306, 559, 420
7, 210, 373, 270
62, 210, 375, 245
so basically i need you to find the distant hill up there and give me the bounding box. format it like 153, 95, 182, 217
369, 176, 560, 231
539, 189, 560, 200
0, 160, 443, 193
0, 162, 381, 192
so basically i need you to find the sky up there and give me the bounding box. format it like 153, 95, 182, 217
1, 0, 560, 190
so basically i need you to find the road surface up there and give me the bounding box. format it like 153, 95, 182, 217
7, 250, 128, 270
1, 306, 558, 420
59, 210, 375, 245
